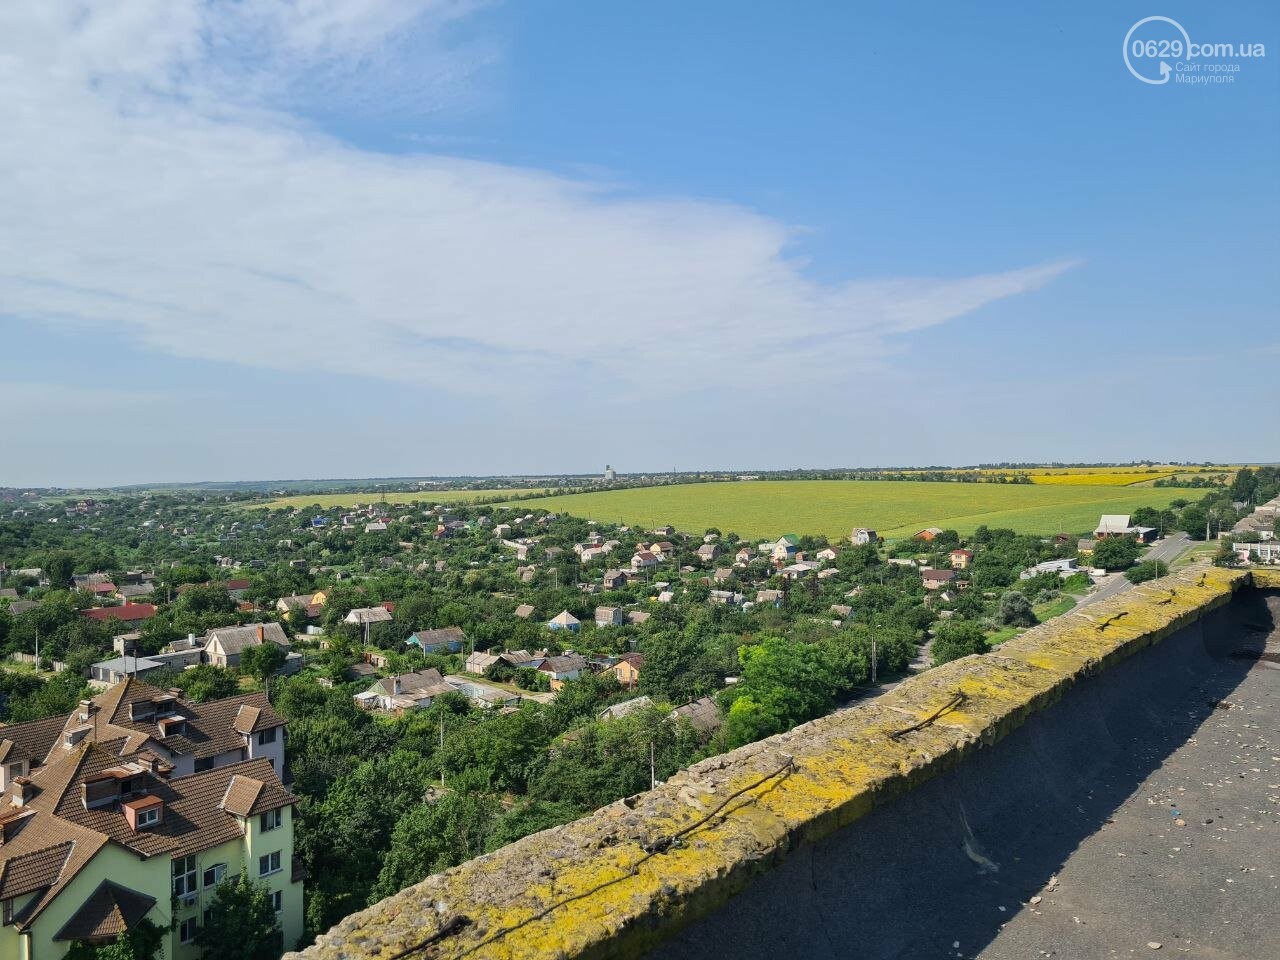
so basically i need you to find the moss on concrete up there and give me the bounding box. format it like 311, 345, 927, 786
288, 567, 1257, 960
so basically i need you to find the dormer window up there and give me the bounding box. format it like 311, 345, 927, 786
123, 795, 164, 831
158, 716, 186, 737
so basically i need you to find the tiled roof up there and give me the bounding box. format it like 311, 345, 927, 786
81, 604, 157, 622
27, 743, 295, 861
204, 622, 289, 655
71, 677, 284, 761
0, 841, 73, 899
52, 880, 156, 942
0, 713, 72, 766
220, 774, 265, 817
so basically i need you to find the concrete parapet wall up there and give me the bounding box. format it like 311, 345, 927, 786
289, 567, 1261, 960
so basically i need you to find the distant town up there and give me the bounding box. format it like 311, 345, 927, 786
0, 465, 1276, 957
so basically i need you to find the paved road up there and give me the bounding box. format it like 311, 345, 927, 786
1074, 531, 1192, 611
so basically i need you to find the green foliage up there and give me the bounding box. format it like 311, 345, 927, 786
1092, 536, 1142, 570
931, 620, 990, 665
196, 875, 282, 960
240, 641, 287, 685
998, 590, 1036, 627
368, 792, 501, 902
1125, 559, 1169, 584
65, 919, 165, 960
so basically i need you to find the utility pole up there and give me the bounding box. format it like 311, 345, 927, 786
439, 714, 445, 788
34, 625, 40, 670
871, 635, 877, 685
650, 740, 656, 790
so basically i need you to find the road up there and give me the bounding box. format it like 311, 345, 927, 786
1073, 531, 1192, 611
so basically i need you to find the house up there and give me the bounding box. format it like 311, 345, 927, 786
493, 524, 512, 538
656, 590, 675, 604
602, 569, 629, 590
200, 623, 292, 670
344, 606, 394, 626
695, 543, 719, 563
547, 611, 580, 632
275, 592, 325, 618
771, 535, 801, 562
850, 528, 878, 545
7, 599, 38, 616
780, 562, 819, 580
364, 521, 388, 533
914, 528, 944, 542
599, 695, 652, 721
1020, 558, 1079, 579
651, 541, 675, 558
1077, 538, 1097, 556
949, 549, 974, 570
756, 589, 785, 607
116, 583, 155, 602
0, 679, 302, 959
816, 548, 838, 562
627, 610, 651, 625
709, 590, 745, 605
830, 604, 853, 618
594, 606, 624, 627
513, 603, 536, 619
631, 551, 659, 572
440, 676, 522, 710
88, 653, 194, 688
670, 696, 721, 735
921, 569, 956, 590
465, 651, 501, 675
712, 568, 734, 583
650, 525, 675, 537
535, 654, 588, 690
734, 548, 753, 565
0, 587, 20, 601
610, 653, 644, 688
81, 604, 158, 626
1095, 515, 1131, 538
405, 626, 467, 654
356, 669, 455, 713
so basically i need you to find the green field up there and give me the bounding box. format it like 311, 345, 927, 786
252, 489, 550, 510
503, 480, 1190, 540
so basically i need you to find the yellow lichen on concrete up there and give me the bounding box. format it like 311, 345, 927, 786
1252, 568, 1280, 590
288, 567, 1254, 960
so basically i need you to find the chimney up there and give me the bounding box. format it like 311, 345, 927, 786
392, 676, 401, 695
9, 777, 35, 807
77, 699, 95, 722
256, 624, 265, 643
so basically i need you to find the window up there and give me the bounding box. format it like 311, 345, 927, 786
270, 890, 283, 913
258, 851, 281, 877
260, 808, 282, 832
3, 898, 16, 925
172, 855, 197, 897
6, 762, 24, 783
179, 917, 197, 944
136, 806, 160, 828
194, 757, 214, 773
203, 863, 226, 888
257, 727, 277, 746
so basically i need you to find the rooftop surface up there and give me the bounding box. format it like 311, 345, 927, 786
654, 589, 1280, 960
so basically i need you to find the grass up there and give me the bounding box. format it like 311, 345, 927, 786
1034, 595, 1077, 620
1171, 540, 1219, 570
249, 489, 551, 510
505, 480, 1192, 540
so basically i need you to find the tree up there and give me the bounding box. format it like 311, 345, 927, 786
46, 551, 75, 590
998, 590, 1036, 627
240, 641, 286, 685
931, 620, 990, 666
196, 875, 281, 960
368, 792, 501, 902
1125, 559, 1168, 584
65, 920, 165, 960
1092, 536, 1141, 571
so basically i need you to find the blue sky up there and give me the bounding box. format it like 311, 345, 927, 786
1, 1, 1276, 486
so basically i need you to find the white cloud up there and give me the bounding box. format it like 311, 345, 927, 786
0, 1, 1075, 395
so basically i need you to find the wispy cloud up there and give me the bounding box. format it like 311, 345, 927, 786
0, 0, 1075, 396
